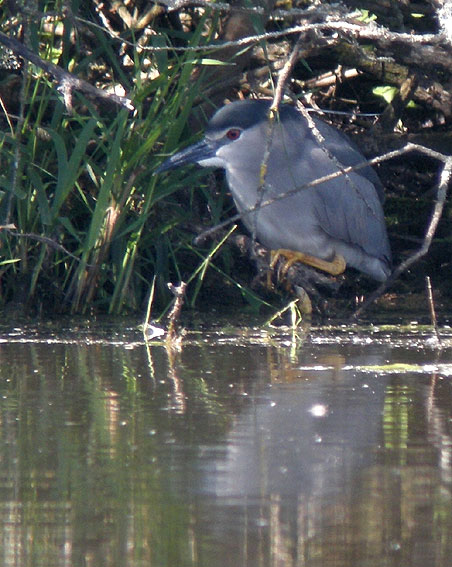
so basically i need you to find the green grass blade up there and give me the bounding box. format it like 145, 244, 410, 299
50, 118, 97, 218
85, 111, 128, 251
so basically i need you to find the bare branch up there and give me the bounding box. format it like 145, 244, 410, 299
93, 21, 443, 53
166, 281, 187, 342
353, 151, 452, 319
0, 31, 134, 111
157, 0, 264, 14
4, 229, 95, 266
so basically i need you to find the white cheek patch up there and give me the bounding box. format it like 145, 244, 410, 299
198, 156, 226, 168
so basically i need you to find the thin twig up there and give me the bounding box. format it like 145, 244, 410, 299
252, 35, 303, 243
5, 229, 95, 266
293, 97, 380, 221
425, 276, 441, 344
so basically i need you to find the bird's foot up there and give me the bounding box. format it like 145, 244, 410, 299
270, 249, 346, 277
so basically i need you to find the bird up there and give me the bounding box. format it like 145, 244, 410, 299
156, 99, 391, 283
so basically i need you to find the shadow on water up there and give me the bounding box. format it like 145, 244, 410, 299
0, 320, 451, 566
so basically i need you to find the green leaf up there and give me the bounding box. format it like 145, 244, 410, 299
28, 167, 52, 226
49, 118, 97, 219
373, 85, 398, 104
192, 59, 236, 66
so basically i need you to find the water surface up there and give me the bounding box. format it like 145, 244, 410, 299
0, 321, 451, 566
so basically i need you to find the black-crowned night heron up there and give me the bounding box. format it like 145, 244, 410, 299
156, 99, 391, 282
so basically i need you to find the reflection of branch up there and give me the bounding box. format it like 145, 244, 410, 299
0, 32, 133, 111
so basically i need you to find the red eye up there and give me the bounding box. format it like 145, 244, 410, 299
226, 128, 241, 141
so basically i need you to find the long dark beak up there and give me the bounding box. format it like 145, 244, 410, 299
155, 138, 218, 173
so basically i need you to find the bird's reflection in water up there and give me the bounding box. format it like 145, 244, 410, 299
198, 345, 390, 565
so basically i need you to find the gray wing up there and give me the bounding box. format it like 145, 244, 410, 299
313, 166, 391, 264
279, 113, 391, 264
313, 117, 385, 203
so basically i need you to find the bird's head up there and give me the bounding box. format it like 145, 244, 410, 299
155, 100, 272, 174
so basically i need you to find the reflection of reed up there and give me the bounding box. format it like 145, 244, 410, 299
105, 390, 120, 458
426, 373, 452, 483
145, 341, 186, 414
266, 346, 346, 384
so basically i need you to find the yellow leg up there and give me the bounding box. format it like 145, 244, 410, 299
270, 249, 346, 277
